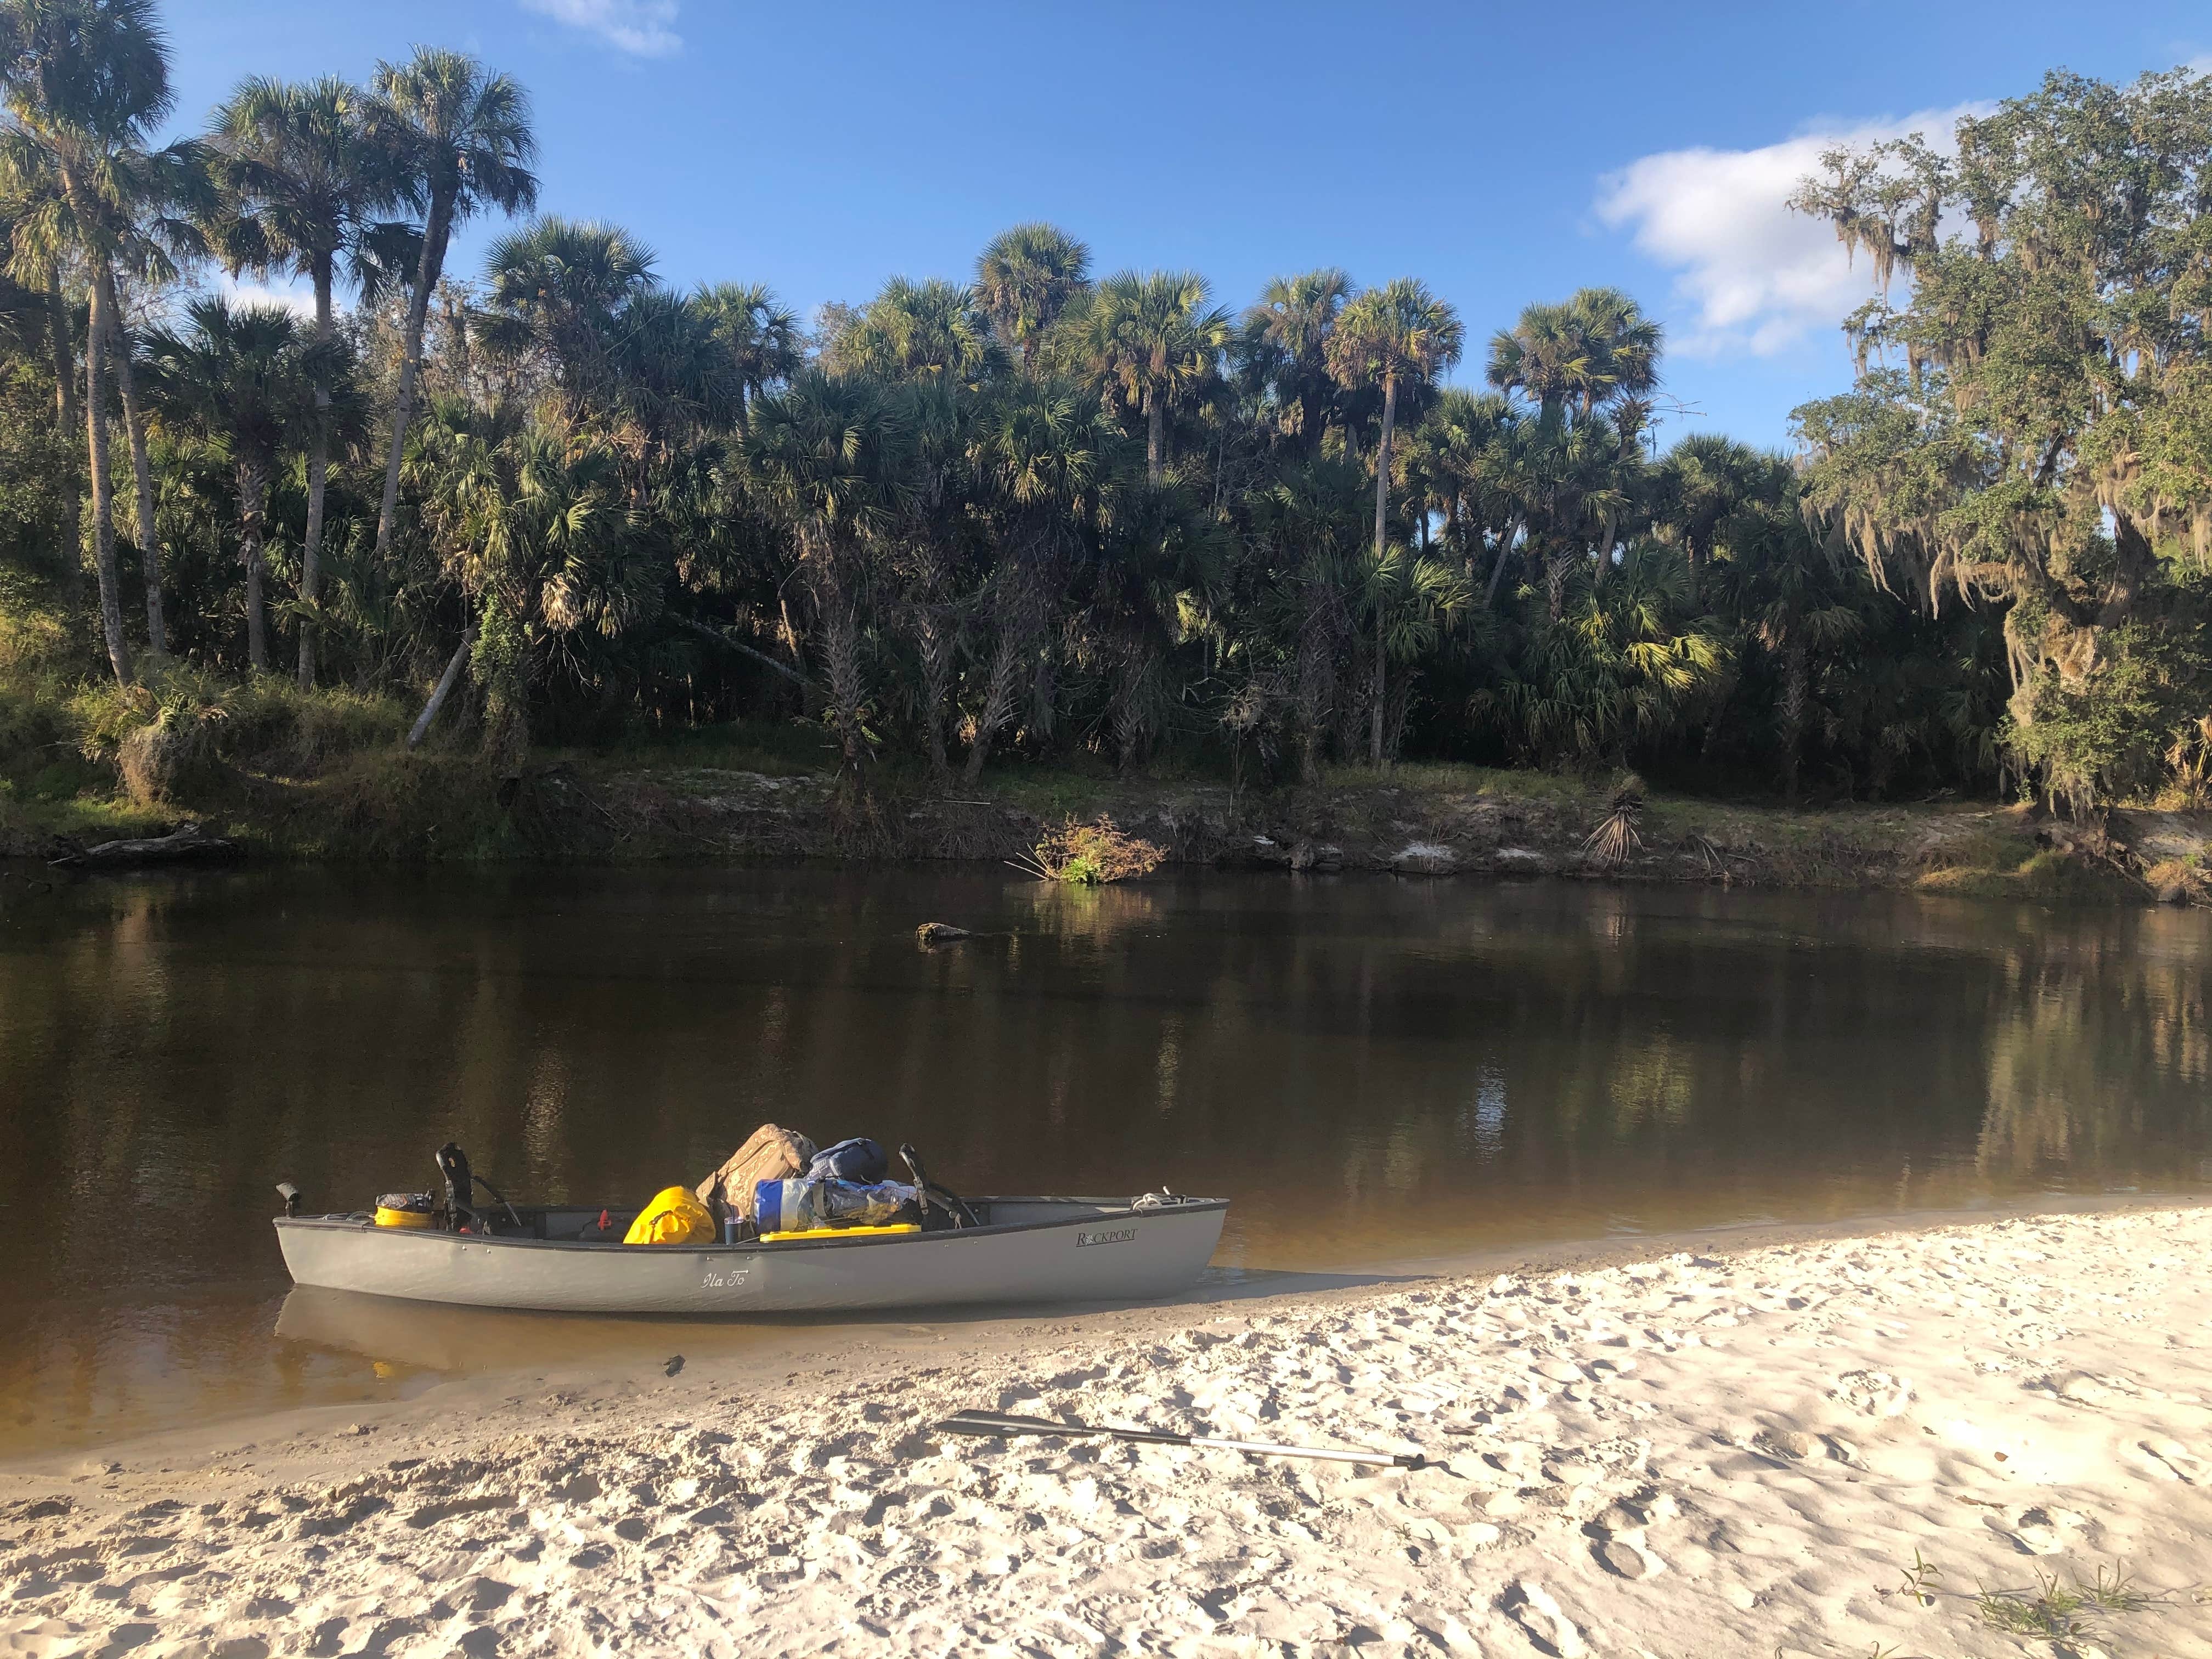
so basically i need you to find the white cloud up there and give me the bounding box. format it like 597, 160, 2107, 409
216, 274, 320, 321
1594, 104, 1980, 360
520, 0, 681, 57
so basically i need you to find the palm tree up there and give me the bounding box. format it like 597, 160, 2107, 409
1248, 268, 1351, 458
1655, 433, 1775, 589
479, 215, 657, 408
1083, 269, 1230, 486
407, 404, 660, 761
974, 222, 1090, 373
1485, 300, 1586, 426
1486, 290, 1662, 610
694, 280, 797, 437
1325, 278, 1463, 763
1700, 462, 1860, 798
0, 176, 82, 609
1246, 458, 1365, 782
1356, 542, 1471, 760
747, 370, 910, 780
0, 0, 201, 681
838, 275, 993, 385
208, 72, 397, 688
1488, 287, 1661, 425
1564, 287, 1661, 419
966, 377, 1107, 780
1497, 540, 1725, 769
138, 296, 352, 672
1087, 473, 1225, 769
887, 375, 981, 775
1402, 387, 1515, 570
365, 47, 537, 575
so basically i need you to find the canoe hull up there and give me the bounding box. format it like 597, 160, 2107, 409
274, 1197, 1227, 1316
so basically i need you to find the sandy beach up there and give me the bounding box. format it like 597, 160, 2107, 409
4, 1204, 2209, 1657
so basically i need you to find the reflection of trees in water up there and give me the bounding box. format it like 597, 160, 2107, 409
9, 872, 2212, 1352
1014, 880, 1160, 945
1975, 912, 2211, 1180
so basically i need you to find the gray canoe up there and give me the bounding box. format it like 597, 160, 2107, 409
273, 1195, 1228, 1316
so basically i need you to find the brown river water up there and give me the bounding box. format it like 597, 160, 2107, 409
3, 865, 2209, 1459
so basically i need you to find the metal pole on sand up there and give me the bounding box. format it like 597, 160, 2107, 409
935, 1409, 1425, 1470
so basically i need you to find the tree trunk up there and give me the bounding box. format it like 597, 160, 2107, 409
299, 255, 336, 690
776, 593, 805, 715
44, 276, 77, 430
819, 590, 866, 777
1368, 623, 1385, 768
912, 602, 957, 777
1484, 515, 1523, 606
1297, 585, 1332, 787
407, 626, 477, 749
1781, 640, 1808, 802
1368, 373, 1397, 768
44, 274, 84, 612
372, 193, 453, 571
100, 268, 166, 659
1299, 387, 1325, 458
238, 454, 271, 673
82, 262, 131, 686
964, 571, 1033, 784
1146, 393, 1164, 487
678, 617, 819, 699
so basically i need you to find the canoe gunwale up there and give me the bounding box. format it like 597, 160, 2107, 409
273, 1195, 1228, 1256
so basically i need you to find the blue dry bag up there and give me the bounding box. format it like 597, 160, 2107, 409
808, 1137, 889, 1183
754, 1177, 918, 1233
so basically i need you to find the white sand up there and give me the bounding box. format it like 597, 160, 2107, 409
4, 1205, 2210, 1657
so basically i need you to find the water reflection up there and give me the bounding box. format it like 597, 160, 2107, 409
3, 866, 2209, 1454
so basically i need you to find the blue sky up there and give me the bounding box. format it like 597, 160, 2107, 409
171, 1, 2210, 448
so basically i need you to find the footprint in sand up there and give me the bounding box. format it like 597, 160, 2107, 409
1500, 1579, 1588, 1657
1987, 1504, 2085, 1555
1590, 1536, 1662, 1580
2026, 1370, 2134, 1406
1747, 1427, 1818, 1462
1827, 1369, 1915, 1418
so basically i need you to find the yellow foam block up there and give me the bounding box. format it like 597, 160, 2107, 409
758, 1222, 922, 1242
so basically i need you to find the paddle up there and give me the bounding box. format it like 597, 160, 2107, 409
935, 1409, 1425, 1469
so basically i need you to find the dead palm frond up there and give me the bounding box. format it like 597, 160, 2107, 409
1582, 783, 1644, 870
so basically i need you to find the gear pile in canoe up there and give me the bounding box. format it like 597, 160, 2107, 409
273, 1125, 1227, 1316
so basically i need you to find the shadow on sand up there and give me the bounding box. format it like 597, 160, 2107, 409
273, 1264, 1427, 1378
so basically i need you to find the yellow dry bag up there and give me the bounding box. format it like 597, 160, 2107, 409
623, 1185, 718, 1246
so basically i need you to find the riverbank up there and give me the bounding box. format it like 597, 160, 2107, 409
4, 1205, 2208, 1657
3, 714, 2204, 904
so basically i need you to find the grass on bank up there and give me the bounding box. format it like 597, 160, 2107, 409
0, 667, 2190, 904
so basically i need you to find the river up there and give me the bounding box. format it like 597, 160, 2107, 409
3, 865, 2208, 1458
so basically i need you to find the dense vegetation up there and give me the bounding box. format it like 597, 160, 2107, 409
1, 1, 2207, 824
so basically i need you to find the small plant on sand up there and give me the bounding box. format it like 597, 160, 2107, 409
2081, 1565, 2152, 1613
1893, 1548, 1944, 1607
1008, 815, 1166, 885
1978, 1569, 2086, 1637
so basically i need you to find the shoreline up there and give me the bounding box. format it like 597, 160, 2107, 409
7, 1203, 2209, 1655
9, 753, 2207, 907
8, 1189, 2202, 1479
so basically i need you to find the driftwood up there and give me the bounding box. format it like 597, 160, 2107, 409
49, 821, 242, 871
915, 921, 975, 946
